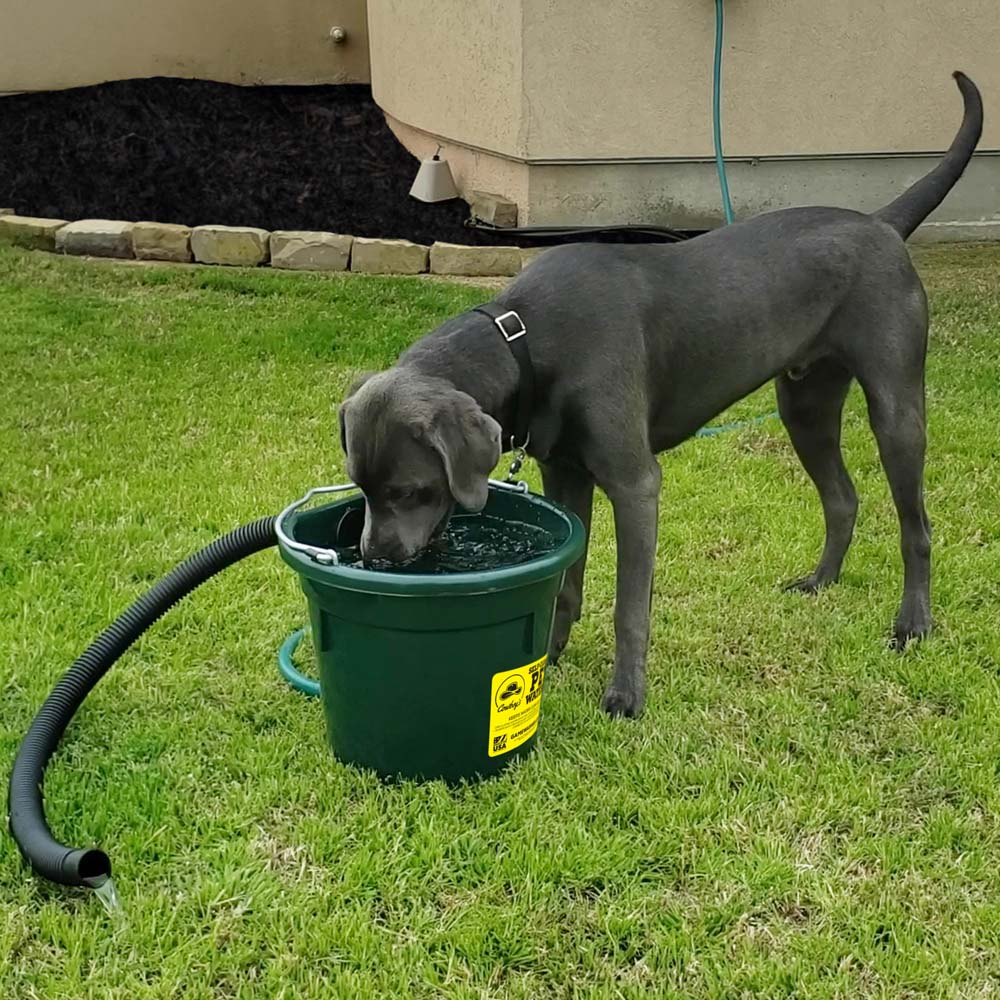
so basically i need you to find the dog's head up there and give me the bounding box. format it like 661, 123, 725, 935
338, 370, 502, 564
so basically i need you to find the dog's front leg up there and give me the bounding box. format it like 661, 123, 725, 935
601, 462, 661, 718
540, 460, 595, 662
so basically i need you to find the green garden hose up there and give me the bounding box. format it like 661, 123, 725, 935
278, 628, 320, 698
713, 0, 735, 225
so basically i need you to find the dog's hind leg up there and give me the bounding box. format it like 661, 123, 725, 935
540, 460, 595, 662
843, 279, 933, 647
859, 369, 932, 648
777, 359, 858, 593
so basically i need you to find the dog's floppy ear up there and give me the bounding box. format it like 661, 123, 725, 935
338, 404, 349, 456
424, 391, 502, 512
345, 371, 377, 398
338, 371, 376, 456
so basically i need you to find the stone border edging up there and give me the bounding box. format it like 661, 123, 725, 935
0, 211, 542, 277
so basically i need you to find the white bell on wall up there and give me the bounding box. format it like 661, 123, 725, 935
409, 146, 459, 203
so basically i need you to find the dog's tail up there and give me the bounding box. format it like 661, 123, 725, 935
874, 72, 983, 240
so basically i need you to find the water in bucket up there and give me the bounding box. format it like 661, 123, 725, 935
338, 514, 559, 574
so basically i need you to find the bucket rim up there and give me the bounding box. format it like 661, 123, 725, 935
277, 483, 586, 595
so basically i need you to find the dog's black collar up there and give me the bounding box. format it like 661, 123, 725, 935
472, 302, 534, 452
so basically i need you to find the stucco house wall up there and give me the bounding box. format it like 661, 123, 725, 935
0, 0, 370, 94
369, 0, 1000, 235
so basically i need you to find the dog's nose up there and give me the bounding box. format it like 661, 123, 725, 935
360, 530, 408, 567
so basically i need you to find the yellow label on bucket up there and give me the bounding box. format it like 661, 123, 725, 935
488, 655, 546, 757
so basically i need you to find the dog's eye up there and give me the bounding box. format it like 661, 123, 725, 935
385, 486, 433, 506
385, 486, 416, 504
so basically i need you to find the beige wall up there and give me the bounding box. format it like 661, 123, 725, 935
0, 0, 370, 94
523, 0, 999, 158
370, 0, 1000, 159
368, 0, 524, 155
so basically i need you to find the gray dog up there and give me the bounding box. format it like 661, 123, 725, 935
339, 73, 982, 718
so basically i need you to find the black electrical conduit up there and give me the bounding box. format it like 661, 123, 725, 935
466, 220, 693, 243
8, 516, 278, 889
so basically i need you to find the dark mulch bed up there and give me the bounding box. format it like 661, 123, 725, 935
0, 77, 492, 246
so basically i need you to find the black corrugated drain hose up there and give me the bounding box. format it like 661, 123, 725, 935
8, 516, 278, 890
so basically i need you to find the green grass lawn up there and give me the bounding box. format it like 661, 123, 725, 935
2, 242, 999, 999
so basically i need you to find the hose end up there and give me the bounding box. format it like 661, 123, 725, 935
64, 847, 112, 886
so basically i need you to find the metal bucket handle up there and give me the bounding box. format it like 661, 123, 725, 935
275, 478, 530, 566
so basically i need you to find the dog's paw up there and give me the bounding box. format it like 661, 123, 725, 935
548, 631, 569, 665
783, 573, 832, 596
548, 606, 578, 664
601, 684, 644, 719
890, 617, 933, 651
889, 597, 933, 651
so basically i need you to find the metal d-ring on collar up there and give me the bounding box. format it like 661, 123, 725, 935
505, 432, 529, 483
471, 303, 535, 484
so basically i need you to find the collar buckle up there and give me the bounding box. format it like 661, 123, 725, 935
492, 310, 526, 342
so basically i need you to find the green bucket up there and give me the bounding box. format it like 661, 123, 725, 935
276, 482, 586, 783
